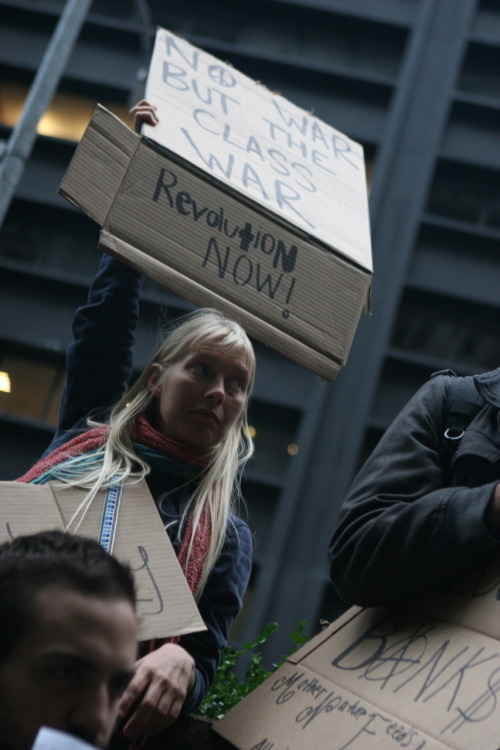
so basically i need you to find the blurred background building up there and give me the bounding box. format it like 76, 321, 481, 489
0, 0, 499, 662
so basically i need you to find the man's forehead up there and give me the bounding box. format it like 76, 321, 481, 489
34, 584, 131, 613
29, 586, 137, 663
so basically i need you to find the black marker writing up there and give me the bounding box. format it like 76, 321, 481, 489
132, 545, 163, 615
180, 128, 316, 230
4, 523, 15, 541
269, 99, 359, 170
331, 608, 500, 736
152, 168, 299, 316
270, 669, 426, 748
295, 690, 342, 728
203, 237, 296, 316
441, 666, 500, 734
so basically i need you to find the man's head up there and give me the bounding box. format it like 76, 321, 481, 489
0, 530, 137, 750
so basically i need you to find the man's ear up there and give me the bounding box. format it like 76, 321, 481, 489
147, 363, 163, 396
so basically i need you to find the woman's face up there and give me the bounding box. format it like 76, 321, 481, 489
147, 342, 251, 451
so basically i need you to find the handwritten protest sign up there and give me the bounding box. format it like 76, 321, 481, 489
59, 28, 372, 380
215, 553, 500, 750
0, 480, 205, 641
143, 28, 371, 271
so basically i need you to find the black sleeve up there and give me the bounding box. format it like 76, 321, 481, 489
46, 253, 144, 452
329, 373, 500, 606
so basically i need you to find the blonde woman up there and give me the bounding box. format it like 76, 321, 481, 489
18, 252, 255, 742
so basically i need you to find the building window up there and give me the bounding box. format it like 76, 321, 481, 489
458, 42, 500, 101
0, 201, 99, 277
0, 80, 131, 142
426, 160, 500, 230
392, 291, 500, 372
0, 352, 64, 427
248, 401, 300, 480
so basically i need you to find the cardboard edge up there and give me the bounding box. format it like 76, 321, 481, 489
102, 106, 374, 285
99, 230, 342, 381
45, 481, 72, 532
287, 606, 364, 664
58, 105, 141, 226
410, 598, 500, 641
142, 133, 373, 278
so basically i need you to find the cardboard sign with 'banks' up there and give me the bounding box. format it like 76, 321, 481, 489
59, 28, 372, 380
0, 480, 205, 642
215, 552, 500, 750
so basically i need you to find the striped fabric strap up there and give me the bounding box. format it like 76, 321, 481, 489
99, 479, 122, 554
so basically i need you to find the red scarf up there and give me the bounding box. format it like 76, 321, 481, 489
17, 415, 212, 627
17, 413, 208, 482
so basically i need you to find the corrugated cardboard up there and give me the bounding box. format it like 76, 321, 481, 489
0, 480, 205, 641
59, 28, 372, 381
215, 553, 500, 750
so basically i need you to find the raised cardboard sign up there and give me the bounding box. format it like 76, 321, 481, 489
59, 28, 372, 381
215, 553, 500, 750
0, 480, 205, 641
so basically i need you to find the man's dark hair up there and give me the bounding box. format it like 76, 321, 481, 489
0, 529, 136, 663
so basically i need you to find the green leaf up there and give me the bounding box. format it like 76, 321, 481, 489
196, 620, 308, 720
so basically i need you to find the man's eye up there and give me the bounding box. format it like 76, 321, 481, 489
51, 664, 79, 681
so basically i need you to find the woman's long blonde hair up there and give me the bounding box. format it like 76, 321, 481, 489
57, 308, 256, 598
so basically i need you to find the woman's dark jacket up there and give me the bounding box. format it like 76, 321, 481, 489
329, 368, 500, 607
45, 253, 253, 712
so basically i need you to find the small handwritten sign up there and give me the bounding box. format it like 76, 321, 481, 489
215, 561, 500, 750
0, 480, 205, 641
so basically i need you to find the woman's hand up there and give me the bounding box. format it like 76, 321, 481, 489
118, 643, 195, 738
129, 99, 159, 133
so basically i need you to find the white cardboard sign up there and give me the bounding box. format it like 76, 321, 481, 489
0, 480, 205, 641
215, 552, 500, 750
144, 28, 372, 272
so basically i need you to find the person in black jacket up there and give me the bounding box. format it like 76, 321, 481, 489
329, 368, 500, 606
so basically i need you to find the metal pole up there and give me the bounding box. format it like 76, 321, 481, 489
0, 0, 93, 227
